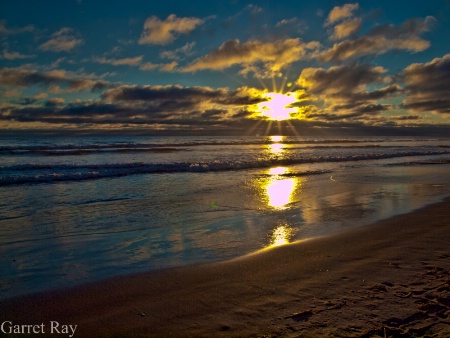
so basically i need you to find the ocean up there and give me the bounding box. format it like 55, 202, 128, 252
1, 134, 450, 299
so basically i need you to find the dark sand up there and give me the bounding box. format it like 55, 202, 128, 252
2, 198, 450, 337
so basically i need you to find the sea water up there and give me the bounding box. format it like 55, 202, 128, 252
1, 134, 450, 298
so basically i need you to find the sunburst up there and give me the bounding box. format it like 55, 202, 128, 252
258, 92, 297, 121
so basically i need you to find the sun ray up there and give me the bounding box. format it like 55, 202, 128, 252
286, 119, 301, 137
256, 76, 269, 91
280, 76, 288, 94
271, 76, 278, 93
220, 70, 249, 87
265, 120, 274, 136
245, 118, 265, 136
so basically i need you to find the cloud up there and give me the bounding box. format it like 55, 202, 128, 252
33, 92, 48, 100
39, 28, 83, 52
160, 42, 196, 60
139, 61, 178, 72
182, 38, 318, 77
246, 4, 263, 15
275, 18, 309, 36
222, 4, 263, 29
318, 16, 434, 62
368, 16, 435, 38
0, 20, 34, 35
1, 50, 34, 60
401, 54, 450, 114
331, 17, 361, 40
325, 3, 359, 26
93, 56, 143, 66
0, 66, 115, 92
45, 98, 65, 106
1, 89, 20, 97
139, 14, 204, 45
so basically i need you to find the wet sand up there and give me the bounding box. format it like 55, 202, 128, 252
2, 198, 450, 337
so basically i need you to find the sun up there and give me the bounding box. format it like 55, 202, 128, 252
258, 92, 297, 121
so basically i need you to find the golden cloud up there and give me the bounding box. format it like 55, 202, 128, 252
139, 14, 204, 45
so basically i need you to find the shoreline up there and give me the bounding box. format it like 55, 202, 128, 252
2, 197, 450, 337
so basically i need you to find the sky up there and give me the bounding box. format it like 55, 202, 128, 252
1, 0, 450, 136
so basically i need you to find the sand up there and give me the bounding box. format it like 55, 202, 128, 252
2, 198, 450, 337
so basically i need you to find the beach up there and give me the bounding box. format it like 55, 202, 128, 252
2, 197, 450, 337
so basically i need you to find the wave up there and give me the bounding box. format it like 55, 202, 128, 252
0, 147, 188, 156
0, 142, 441, 157
1, 150, 449, 186
0, 139, 442, 156
387, 159, 450, 166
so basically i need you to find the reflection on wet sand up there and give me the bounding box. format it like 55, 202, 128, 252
264, 167, 298, 209
269, 223, 293, 247
266, 178, 296, 209
260, 166, 299, 248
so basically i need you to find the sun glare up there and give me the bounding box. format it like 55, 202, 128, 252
270, 135, 283, 142
258, 92, 297, 121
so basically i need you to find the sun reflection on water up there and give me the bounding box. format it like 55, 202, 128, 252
269, 224, 293, 247
270, 135, 284, 143
266, 178, 296, 208
268, 135, 285, 155
263, 166, 298, 209
268, 166, 287, 175
269, 143, 284, 154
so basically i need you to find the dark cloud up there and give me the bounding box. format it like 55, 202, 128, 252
103, 85, 226, 101
0, 101, 250, 128
347, 84, 402, 101
305, 111, 366, 121
297, 64, 399, 121
401, 54, 450, 114
330, 103, 393, 113
393, 115, 421, 121
102, 85, 264, 106
0, 67, 116, 92
298, 64, 387, 95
